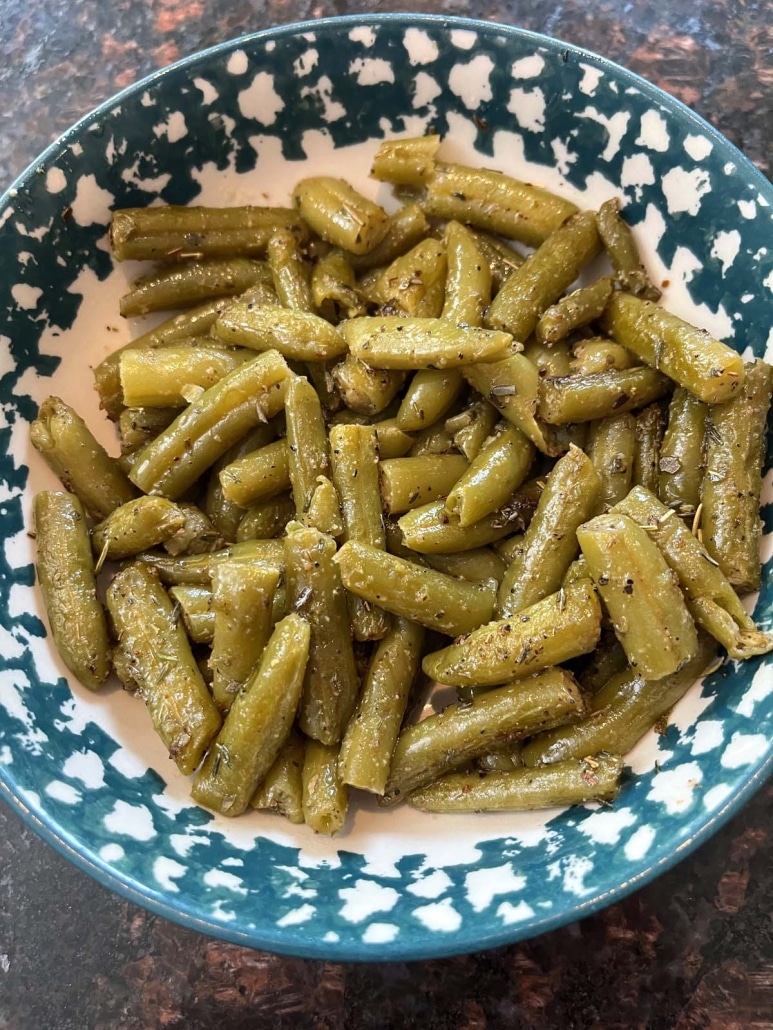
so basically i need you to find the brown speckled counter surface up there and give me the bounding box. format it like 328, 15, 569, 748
1, 2, 771, 1027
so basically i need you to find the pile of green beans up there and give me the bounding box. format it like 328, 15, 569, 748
30, 134, 773, 834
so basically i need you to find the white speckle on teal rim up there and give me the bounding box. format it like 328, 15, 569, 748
339, 880, 400, 923
511, 54, 545, 78
636, 109, 669, 151
348, 26, 376, 47
764, 269, 773, 292
449, 54, 494, 109
703, 783, 734, 811
402, 27, 439, 65
407, 869, 453, 900
193, 77, 218, 104
497, 900, 535, 925
323, 931, 339, 944
710, 229, 741, 276
211, 902, 237, 923
0, 745, 12, 765
10, 283, 42, 310
99, 843, 125, 863
551, 855, 594, 897
661, 166, 712, 215
507, 87, 546, 133
359, 855, 401, 879
238, 72, 284, 124
362, 922, 400, 944
551, 138, 577, 176
70, 173, 113, 226
578, 106, 630, 161
108, 747, 147, 780
577, 807, 637, 846
45, 167, 67, 194
293, 48, 319, 77
62, 750, 105, 789
721, 733, 768, 769
45, 780, 81, 805
688, 720, 725, 756
349, 57, 394, 87
684, 133, 714, 161
624, 825, 656, 861
413, 72, 442, 110
276, 904, 316, 927
153, 857, 187, 893
203, 869, 247, 895
1, 678, 48, 754
153, 111, 188, 144
226, 49, 248, 75
449, 29, 476, 49
103, 801, 156, 842
465, 864, 526, 913
301, 76, 346, 124
578, 63, 603, 96
736, 664, 773, 717
647, 764, 703, 815
413, 898, 463, 933
621, 153, 656, 196
284, 883, 316, 901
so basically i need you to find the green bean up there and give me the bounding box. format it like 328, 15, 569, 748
214, 302, 348, 362
285, 523, 360, 745
311, 249, 367, 320
396, 369, 465, 432
577, 628, 629, 694
658, 387, 708, 514
250, 729, 306, 823
536, 277, 613, 346
106, 562, 222, 775
220, 439, 289, 507
539, 366, 672, 425
347, 202, 430, 273
34, 491, 111, 691
329, 423, 390, 641
463, 351, 556, 454
466, 230, 525, 294
570, 337, 639, 376
31, 396, 137, 520
632, 402, 666, 495
203, 423, 277, 539
370, 134, 441, 187
110, 205, 306, 262
601, 291, 745, 404
372, 418, 414, 459
335, 540, 496, 637
293, 176, 389, 255
421, 162, 579, 248
137, 538, 284, 585
305, 359, 343, 414
408, 422, 457, 456
521, 635, 719, 767
397, 498, 516, 553
616, 486, 773, 659
162, 503, 222, 557
596, 197, 661, 300
475, 747, 524, 773
91, 496, 186, 562
119, 258, 272, 317
341, 316, 512, 370
191, 613, 310, 816
266, 227, 314, 311
409, 754, 624, 812
304, 476, 344, 537
495, 532, 525, 564
445, 423, 534, 527
441, 221, 492, 326
700, 359, 773, 592
168, 585, 214, 645
446, 398, 499, 460
118, 406, 178, 452
302, 739, 349, 835
523, 337, 573, 379
586, 413, 636, 509
339, 618, 425, 794
365, 238, 447, 318
497, 445, 602, 616
486, 211, 601, 340
332, 355, 406, 416
423, 547, 506, 585
422, 578, 601, 687
380, 454, 469, 514
383, 668, 587, 802
119, 343, 253, 408
285, 376, 334, 522
236, 494, 296, 541
577, 512, 699, 679
129, 351, 292, 499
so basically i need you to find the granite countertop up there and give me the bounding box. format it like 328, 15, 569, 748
0, 1, 771, 1027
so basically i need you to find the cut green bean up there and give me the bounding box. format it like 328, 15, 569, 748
571, 337, 639, 377
302, 739, 349, 835
463, 350, 554, 454
293, 176, 389, 255
332, 354, 406, 416
396, 369, 465, 432
119, 258, 272, 317
596, 197, 661, 300
658, 388, 708, 514
341, 316, 512, 370
539, 366, 672, 424
168, 585, 214, 645
347, 202, 430, 273
203, 423, 277, 539
380, 454, 468, 514
162, 503, 222, 557
365, 238, 447, 318
119, 343, 253, 408
445, 422, 534, 527
285, 376, 333, 521
523, 337, 573, 379
119, 406, 178, 452
311, 249, 367, 320
370, 134, 441, 187
236, 494, 296, 541
267, 228, 314, 311
91, 496, 186, 562
137, 538, 284, 585
441, 221, 492, 326
397, 498, 516, 553
632, 402, 666, 495
467, 230, 526, 293
214, 302, 347, 362
536, 277, 613, 346
586, 413, 636, 509
423, 547, 507, 584
250, 730, 306, 823
446, 398, 499, 460
220, 439, 289, 508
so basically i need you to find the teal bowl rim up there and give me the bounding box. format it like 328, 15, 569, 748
1, 12, 771, 962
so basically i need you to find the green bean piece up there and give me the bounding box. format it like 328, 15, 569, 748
110, 205, 306, 261
409, 754, 624, 812
632, 402, 666, 495
119, 343, 253, 408
586, 413, 636, 509
365, 238, 447, 318
191, 614, 310, 816
339, 618, 425, 794
446, 398, 499, 460
421, 162, 579, 248
329, 423, 390, 641
463, 350, 554, 454
596, 197, 661, 300
293, 176, 389, 255
285, 376, 333, 522
332, 354, 406, 416
129, 351, 292, 499
119, 406, 178, 453
658, 387, 708, 515
335, 540, 496, 637
486, 212, 601, 340
408, 423, 457, 456
700, 359, 773, 592
440, 221, 492, 326
370, 134, 441, 187
236, 494, 296, 541
209, 561, 281, 712
616, 486, 773, 659
536, 277, 614, 346
577, 628, 629, 694
577, 512, 698, 679
396, 369, 464, 432
539, 366, 672, 425
422, 578, 601, 688
34, 491, 111, 691
106, 562, 222, 774
138, 538, 284, 585
305, 359, 343, 414
250, 729, 306, 823
380, 454, 469, 514
347, 202, 430, 273
119, 258, 272, 317
312, 249, 367, 321
341, 316, 512, 370
571, 337, 639, 376
467, 230, 526, 294
383, 668, 586, 802
214, 302, 348, 362
203, 423, 277, 540
161, 503, 222, 557
302, 739, 349, 835
220, 439, 289, 507
475, 746, 524, 773
601, 292, 745, 404
445, 423, 534, 528
523, 337, 573, 379
168, 585, 214, 645
497, 445, 602, 617
266, 228, 314, 311
284, 523, 360, 745
397, 498, 521, 553
522, 635, 719, 767
91, 497, 186, 563
304, 476, 344, 536
31, 396, 137, 520
370, 417, 415, 459
423, 547, 507, 585
495, 532, 524, 564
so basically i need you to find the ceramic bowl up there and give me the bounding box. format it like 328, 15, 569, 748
1, 14, 771, 961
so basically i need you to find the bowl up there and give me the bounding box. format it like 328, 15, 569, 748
1, 13, 772, 961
